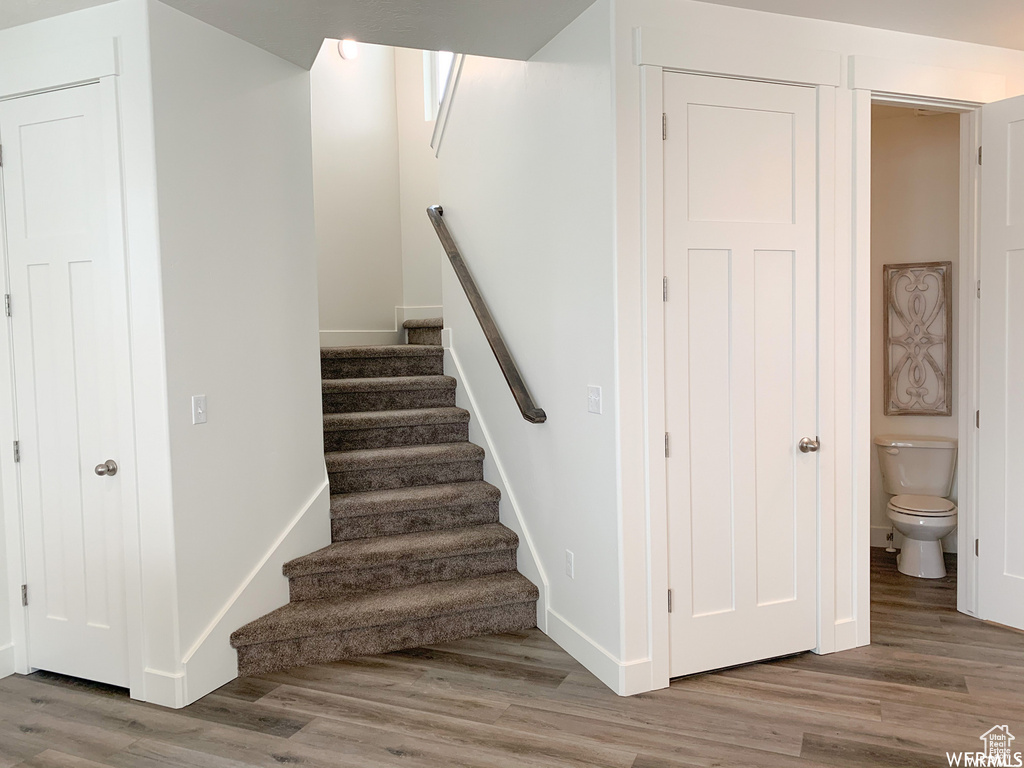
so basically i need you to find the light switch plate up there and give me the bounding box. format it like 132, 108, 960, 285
587, 385, 602, 415
192, 395, 208, 425
565, 550, 575, 579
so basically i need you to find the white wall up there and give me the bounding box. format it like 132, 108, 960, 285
612, 0, 1024, 691
395, 47, 444, 311
0, 0, 177, 698
870, 106, 961, 549
312, 40, 405, 340
147, 0, 329, 705
438, 0, 621, 685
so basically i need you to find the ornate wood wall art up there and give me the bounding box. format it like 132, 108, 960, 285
883, 261, 953, 416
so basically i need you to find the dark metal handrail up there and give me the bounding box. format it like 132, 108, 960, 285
427, 205, 547, 424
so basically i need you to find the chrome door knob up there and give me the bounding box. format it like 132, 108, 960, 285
94, 460, 118, 477
798, 437, 820, 454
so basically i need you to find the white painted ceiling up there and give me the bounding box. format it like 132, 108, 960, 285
698, 0, 1024, 52
1, 0, 1022, 70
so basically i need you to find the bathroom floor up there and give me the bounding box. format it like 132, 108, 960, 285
0, 548, 1021, 768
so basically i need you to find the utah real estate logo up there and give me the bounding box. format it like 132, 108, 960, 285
947, 726, 1022, 767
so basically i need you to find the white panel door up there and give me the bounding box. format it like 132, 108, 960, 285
664, 73, 818, 676
979, 94, 1024, 632
0, 84, 130, 686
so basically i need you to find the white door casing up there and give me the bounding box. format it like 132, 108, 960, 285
0, 83, 131, 686
663, 73, 819, 676
978, 94, 1024, 632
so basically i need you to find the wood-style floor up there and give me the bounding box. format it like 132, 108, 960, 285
1, 548, 1022, 768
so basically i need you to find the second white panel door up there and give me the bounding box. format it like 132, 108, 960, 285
664, 72, 819, 676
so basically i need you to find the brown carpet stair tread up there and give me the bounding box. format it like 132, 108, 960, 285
326, 442, 482, 472
284, 524, 518, 576
330, 480, 501, 518
402, 317, 443, 329
322, 375, 456, 394
323, 407, 469, 432
320, 345, 442, 359
230, 572, 537, 647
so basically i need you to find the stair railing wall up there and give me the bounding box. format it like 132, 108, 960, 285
426, 205, 547, 424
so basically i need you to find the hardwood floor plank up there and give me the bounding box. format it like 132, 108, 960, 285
2, 549, 1021, 768
12, 751, 116, 768
799, 732, 937, 767
260, 684, 637, 768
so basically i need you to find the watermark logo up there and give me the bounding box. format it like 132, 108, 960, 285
947, 726, 1022, 767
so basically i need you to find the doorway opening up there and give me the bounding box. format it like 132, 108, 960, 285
868, 101, 968, 607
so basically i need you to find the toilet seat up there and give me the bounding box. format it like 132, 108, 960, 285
889, 494, 956, 517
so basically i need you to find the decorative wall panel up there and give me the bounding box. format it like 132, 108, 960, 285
883, 261, 952, 416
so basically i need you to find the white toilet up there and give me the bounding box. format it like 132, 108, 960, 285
874, 434, 958, 579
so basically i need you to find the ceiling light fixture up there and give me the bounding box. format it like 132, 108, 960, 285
338, 39, 359, 60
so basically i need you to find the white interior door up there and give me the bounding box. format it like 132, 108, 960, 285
664, 73, 818, 676
978, 94, 1024, 632
0, 83, 130, 686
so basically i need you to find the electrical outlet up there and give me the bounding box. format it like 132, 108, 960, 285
587, 385, 602, 415
565, 550, 575, 579
192, 395, 208, 425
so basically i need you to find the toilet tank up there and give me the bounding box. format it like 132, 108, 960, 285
874, 435, 958, 496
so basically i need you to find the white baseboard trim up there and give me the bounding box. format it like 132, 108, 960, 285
319, 306, 444, 348
443, 343, 549, 629
546, 608, 651, 696
833, 618, 862, 652
320, 329, 402, 347
0, 642, 14, 679
143, 667, 186, 708
176, 473, 331, 708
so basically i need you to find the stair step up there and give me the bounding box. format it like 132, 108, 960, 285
327, 443, 483, 494
403, 318, 444, 346
284, 524, 519, 601
231, 572, 539, 675
329, 481, 501, 541
322, 375, 457, 413
321, 345, 443, 379
323, 407, 469, 451
402, 318, 443, 329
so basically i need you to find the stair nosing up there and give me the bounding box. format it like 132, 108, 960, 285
284, 524, 518, 577
329, 481, 501, 518
230, 572, 538, 647
326, 442, 483, 471
321, 345, 442, 359
323, 407, 469, 431
322, 375, 456, 393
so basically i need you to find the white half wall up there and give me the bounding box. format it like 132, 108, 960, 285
437, 0, 623, 687
148, 0, 329, 706
312, 40, 404, 337
870, 106, 961, 553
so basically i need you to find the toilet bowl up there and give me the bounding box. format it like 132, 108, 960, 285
886, 494, 957, 578
874, 434, 958, 580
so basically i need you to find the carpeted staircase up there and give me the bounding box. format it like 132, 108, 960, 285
230, 318, 539, 676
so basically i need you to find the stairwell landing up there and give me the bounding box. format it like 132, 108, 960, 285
230, 318, 539, 676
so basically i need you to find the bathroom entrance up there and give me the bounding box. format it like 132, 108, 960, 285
868, 95, 1024, 632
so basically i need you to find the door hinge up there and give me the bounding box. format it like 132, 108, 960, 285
13, 440, 19, 463
977, 280, 981, 299
978, 146, 983, 165
668, 589, 673, 613
4, 294, 10, 318
21, 584, 27, 607
0, 144, 4, 168
975, 538, 979, 557
663, 277, 669, 302
976, 410, 980, 429
665, 432, 670, 458
662, 113, 667, 141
